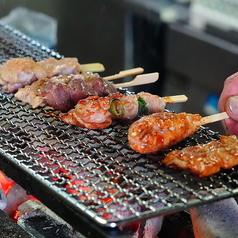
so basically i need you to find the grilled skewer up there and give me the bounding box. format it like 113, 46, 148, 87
163, 135, 238, 177
0, 57, 107, 91
14, 72, 160, 112
59, 93, 188, 129
128, 112, 229, 154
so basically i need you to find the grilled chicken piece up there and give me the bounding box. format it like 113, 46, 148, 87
36, 57, 81, 77
137, 92, 166, 113
60, 93, 123, 129
163, 135, 238, 177
128, 112, 202, 154
0, 57, 47, 93
14, 78, 48, 108
59, 92, 167, 129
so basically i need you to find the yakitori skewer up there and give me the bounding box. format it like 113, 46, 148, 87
163, 135, 238, 177
59, 92, 188, 129
103, 67, 144, 81
128, 112, 229, 154
14, 71, 160, 112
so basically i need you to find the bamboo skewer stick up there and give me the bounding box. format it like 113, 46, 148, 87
163, 95, 188, 104
114, 72, 158, 88
201, 112, 229, 125
81, 63, 105, 72
104, 67, 144, 81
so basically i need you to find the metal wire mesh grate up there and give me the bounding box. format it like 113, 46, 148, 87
1, 22, 238, 228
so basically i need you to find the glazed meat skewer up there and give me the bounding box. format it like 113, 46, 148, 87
59, 92, 188, 129
163, 135, 238, 177
128, 111, 229, 154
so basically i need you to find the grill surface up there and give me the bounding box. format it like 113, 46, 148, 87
1, 22, 238, 231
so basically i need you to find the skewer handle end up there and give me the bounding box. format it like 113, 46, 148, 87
201, 112, 229, 125
163, 95, 188, 104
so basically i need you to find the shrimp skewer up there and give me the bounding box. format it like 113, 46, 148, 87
59, 92, 187, 129
128, 112, 229, 154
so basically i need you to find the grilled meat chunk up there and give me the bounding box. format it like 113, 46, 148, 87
0, 57, 82, 93
41, 74, 96, 111
0, 57, 47, 93
86, 75, 118, 96
36, 57, 81, 77
128, 112, 202, 154
163, 135, 238, 177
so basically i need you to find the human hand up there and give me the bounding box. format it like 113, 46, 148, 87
218, 72, 238, 135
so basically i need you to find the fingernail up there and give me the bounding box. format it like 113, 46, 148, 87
228, 96, 238, 115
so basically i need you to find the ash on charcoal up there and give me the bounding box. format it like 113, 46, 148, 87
0, 186, 7, 210
3, 183, 33, 218
17, 200, 85, 238
190, 188, 238, 238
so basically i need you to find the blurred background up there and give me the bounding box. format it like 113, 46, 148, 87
1, 0, 238, 133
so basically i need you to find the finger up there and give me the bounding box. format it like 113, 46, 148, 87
218, 72, 238, 112
226, 96, 238, 121
223, 117, 238, 136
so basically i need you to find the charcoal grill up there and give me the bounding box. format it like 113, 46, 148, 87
1, 22, 238, 237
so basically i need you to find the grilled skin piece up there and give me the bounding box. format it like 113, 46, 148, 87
60, 92, 166, 129
163, 135, 238, 177
36, 57, 81, 77
0, 57, 47, 92
60, 95, 114, 129
128, 112, 202, 154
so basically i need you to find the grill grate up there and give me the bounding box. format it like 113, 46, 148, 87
1, 22, 238, 229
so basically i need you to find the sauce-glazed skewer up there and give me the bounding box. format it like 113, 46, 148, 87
128, 112, 229, 154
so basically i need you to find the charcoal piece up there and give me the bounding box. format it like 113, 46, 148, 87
17, 200, 84, 238
0, 209, 32, 237
190, 188, 238, 238
20, 212, 75, 238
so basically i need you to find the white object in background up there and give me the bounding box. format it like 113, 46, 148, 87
0, 7, 57, 48
189, 0, 238, 31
